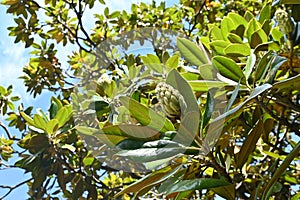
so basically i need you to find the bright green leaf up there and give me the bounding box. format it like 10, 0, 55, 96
177, 37, 209, 66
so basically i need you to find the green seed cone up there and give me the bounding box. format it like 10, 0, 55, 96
155, 82, 183, 118
275, 9, 294, 34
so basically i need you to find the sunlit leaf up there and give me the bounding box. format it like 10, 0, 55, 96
119, 96, 174, 132
177, 37, 209, 66
212, 56, 245, 83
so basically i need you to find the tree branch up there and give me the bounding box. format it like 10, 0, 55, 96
0, 121, 19, 141
0, 178, 33, 199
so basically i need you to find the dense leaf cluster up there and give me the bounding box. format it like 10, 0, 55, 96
0, 0, 300, 199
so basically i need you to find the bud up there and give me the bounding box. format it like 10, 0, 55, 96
275, 9, 295, 35
155, 82, 185, 118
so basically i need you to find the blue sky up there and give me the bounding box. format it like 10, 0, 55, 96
0, 1, 179, 199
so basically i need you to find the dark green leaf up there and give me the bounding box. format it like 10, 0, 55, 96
212, 56, 245, 83
236, 120, 264, 168
165, 178, 230, 195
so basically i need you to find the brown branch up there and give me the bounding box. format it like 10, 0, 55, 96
0, 121, 19, 141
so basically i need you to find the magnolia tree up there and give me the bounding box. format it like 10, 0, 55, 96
0, 0, 300, 199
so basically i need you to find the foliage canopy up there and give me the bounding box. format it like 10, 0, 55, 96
0, 0, 300, 199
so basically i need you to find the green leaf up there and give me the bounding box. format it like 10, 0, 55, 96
188, 80, 230, 92
254, 41, 281, 53
83, 156, 94, 166
259, 3, 271, 23
198, 64, 217, 80
210, 40, 231, 55
0, 85, 6, 94
141, 54, 163, 73
244, 51, 256, 80
116, 139, 145, 150
246, 18, 261, 40
166, 54, 180, 69
165, 178, 230, 195
133, 165, 182, 198
204, 84, 272, 151
202, 89, 216, 128
212, 184, 235, 200
221, 17, 235, 40
212, 56, 245, 83
250, 29, 268, 48
227, 33, 243, 43
265, 55, 287, 83
76, 126, 128, 146
225, 82, 240, 112
166, 69, 199, 115
116, 146, 185, 163
177, 37, 209, 66
60, 144, 76, 152
262, 141, 300, 200
55, 105, 72, 128
175, 111, 201, 147
254, 51, 274, 83
115, 165, 179, 198
45, 119, 59, 135
224, 43, 251, 57
20, 112, 35, 127
33, 114, 47, 130
271, 27, 284, 43
210, 25, 224, 40
10, 96, 20, 101
272, 74, 300, 91
119, 96, 174, 132
228, 13, 248, 28
236, 120, 264, 168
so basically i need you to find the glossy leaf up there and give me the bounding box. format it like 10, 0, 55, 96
188, 80, 229, 92
33, 114, 47, 131
212, 56, 245, 83
116, 146, 186, 163
119, 96, 174, 132
259, 3, 271, 23
55, 105, 72, 128
177, 37, 209, 66
221, 17, 235, 40
224, 43, 251, 57
210, 40, 231, 55
202, 89, 216, 128
244, 51, 256, 80
45, 119, 59, 135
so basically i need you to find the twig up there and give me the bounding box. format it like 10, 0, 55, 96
0, 178, 33, 199
0, 121, 19, 141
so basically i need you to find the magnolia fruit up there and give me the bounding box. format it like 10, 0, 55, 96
155, 82, 185, 118
275, 9, 295, 35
